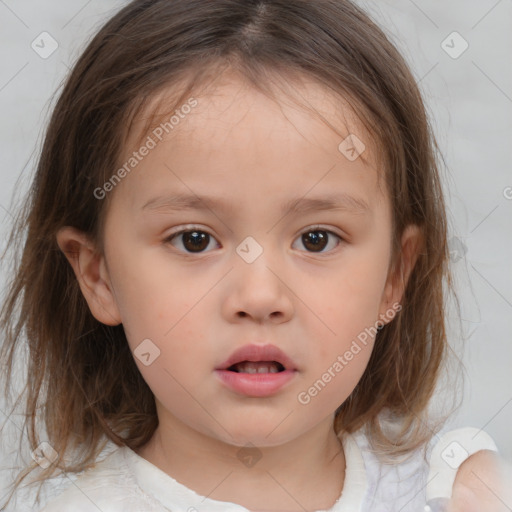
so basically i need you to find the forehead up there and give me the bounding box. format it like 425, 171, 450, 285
126, 69, 382, 169
113, 70, 387, 213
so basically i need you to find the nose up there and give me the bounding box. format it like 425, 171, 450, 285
221, 248, 295, 325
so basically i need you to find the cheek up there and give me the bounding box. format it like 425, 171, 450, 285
113, 275, 211, 374
107, 247, 187, 328
296, 344, 373, 413
135, 356, 210, 433
300, 250, 388, 389
315, 254, 389, 330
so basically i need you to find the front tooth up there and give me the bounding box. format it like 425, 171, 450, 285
235, 362, 281, 373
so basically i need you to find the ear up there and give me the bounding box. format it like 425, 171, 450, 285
56, 226, 122, 326
378, 224, 423, 325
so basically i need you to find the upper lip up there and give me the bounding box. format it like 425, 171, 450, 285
216, 344, 298, 371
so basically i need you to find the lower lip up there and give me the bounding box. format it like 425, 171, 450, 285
215, 369, 296, 397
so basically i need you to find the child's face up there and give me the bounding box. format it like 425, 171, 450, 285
79, 75, 412, 447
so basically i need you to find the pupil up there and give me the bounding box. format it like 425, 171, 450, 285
183, 231, 209, 252
303, 230, 327, 252
180, 230, 328, 253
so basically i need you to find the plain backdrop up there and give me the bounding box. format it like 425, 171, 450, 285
0, 1, 511, 510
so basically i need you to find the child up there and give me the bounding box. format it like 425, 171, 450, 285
0, 0, 509, 511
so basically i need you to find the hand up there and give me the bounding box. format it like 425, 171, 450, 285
447, 450, 512, 512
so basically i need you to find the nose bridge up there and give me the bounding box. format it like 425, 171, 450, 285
235, 234, 269, 266
223, 233, 294, 322
234, 233, 282, 288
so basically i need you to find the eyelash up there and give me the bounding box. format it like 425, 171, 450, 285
163, 225, 344, 255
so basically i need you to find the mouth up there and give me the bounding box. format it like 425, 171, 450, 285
215, 345, 297, 397
216, 343, 298, 373
226, 361, 286, 374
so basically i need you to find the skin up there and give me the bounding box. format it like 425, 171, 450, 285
448, 450, 512, 512
58, 71, 503, 512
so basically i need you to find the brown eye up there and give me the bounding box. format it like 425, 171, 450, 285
166, 229, 218, 253
293, 228, 342, 253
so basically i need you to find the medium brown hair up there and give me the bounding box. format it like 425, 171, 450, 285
0, 0, 461, 508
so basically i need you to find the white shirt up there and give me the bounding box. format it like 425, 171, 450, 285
36, 429, 432, 512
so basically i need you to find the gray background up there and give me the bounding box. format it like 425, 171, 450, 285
0, 1, 511, 510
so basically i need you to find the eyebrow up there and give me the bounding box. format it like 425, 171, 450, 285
141, 192, 370, 216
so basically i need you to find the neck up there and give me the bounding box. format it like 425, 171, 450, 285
136, 413, 346, 512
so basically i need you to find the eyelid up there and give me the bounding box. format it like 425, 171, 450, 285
299, 224, 346, 240
163, 224, 219, 244
166, 224, 211, 235
164, 224, 346, 241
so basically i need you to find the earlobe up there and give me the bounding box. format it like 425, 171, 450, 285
56, 226, 122, 326
378, 224, 423, 323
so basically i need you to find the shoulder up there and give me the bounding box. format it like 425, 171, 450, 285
37, 446, 162, 512
350, 428, 432, 512
350, 425, 504, 512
